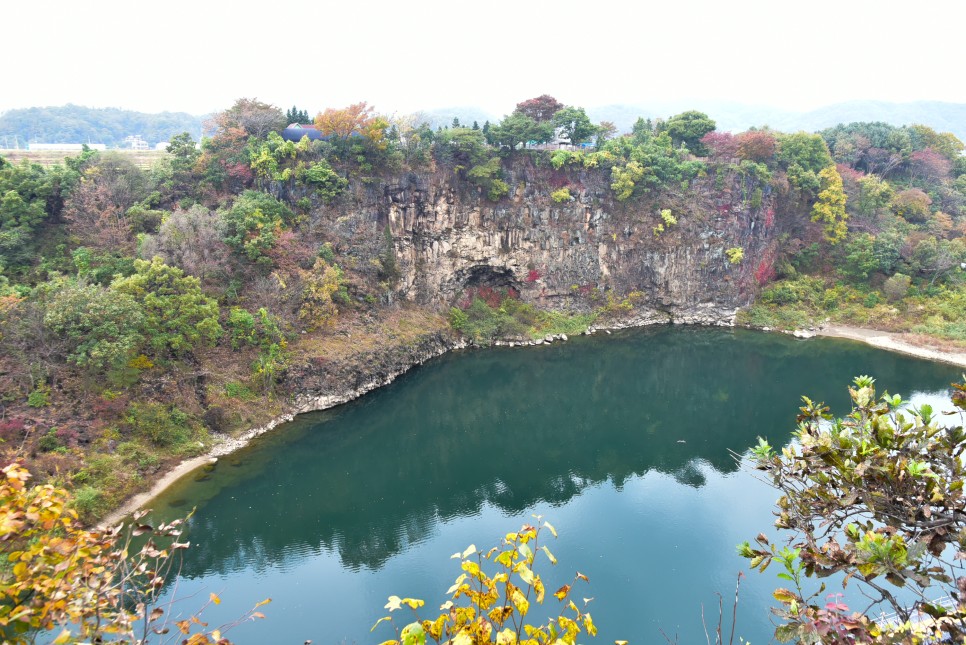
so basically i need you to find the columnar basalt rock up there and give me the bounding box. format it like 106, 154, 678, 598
379, 163, 776, 325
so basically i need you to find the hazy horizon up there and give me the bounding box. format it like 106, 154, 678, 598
9, 0, 966, 119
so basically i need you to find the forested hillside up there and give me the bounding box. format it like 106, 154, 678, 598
0, 104, 205, 147
0, 95, 964, 527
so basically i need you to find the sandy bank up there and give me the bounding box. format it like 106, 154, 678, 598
816, 325, 966, 370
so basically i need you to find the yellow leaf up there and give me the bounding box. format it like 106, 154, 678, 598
773, 588, 798, 604
554, 584, 571, 601
209, 592, 221, 605
52, 628, 73, 644
541, 545, 557, 565
372, 616, 392, 632
511, 588, 530, 617
517, 564, 535, 586
401, 598, 425, 610
496, 627, 518, 645
453, 631, 474, 645
461, 544, 477, 559
544, 521, 558, 538
385, 595, 402, 611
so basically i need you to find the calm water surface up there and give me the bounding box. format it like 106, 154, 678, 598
147, 327, 961, 644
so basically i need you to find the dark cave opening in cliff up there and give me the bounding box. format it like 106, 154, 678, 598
458, 265, 520, 293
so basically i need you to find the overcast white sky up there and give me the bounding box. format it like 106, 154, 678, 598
5, 0, 964, 117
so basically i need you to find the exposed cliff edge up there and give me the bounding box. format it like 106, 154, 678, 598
377, 161, 777, 317
103, 161, 783, 521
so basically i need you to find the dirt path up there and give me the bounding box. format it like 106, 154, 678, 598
816, 325, 966, 369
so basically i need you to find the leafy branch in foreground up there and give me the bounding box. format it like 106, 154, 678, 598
0, 463, 269, 644
372, 518, 605, 645
739, 376, 966, 643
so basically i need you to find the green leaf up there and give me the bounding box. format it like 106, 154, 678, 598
401, 622, 426, 645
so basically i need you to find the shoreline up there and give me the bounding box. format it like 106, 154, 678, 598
814, 325, 966, 369
99, 320, 964, 526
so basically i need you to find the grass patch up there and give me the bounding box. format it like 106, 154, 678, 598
450, 290, 597, 342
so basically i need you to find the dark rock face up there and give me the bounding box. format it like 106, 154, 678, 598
379, 163, 777, 325
285, 330, 464, 414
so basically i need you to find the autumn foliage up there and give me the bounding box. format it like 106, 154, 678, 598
0, 463, 268, 644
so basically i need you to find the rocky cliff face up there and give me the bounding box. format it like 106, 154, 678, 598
377, 160, 777, 324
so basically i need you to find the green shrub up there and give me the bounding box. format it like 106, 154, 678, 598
27, 388, 50, 408
224, 381, 257, 401
127, 402, 193, 448
551, 187, 571, 203
38, 429, 61, 452
72, 485, 108, 521
883, 273, 912, 302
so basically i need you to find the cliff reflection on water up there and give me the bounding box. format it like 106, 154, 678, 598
150, 327, 958, 579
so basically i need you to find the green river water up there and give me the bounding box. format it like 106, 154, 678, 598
145, 327, 962, 644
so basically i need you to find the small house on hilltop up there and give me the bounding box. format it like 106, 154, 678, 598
281, 123, 324, 143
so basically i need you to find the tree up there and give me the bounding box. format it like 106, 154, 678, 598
285, 105, 310, 124
741, 376, 966, 643
664, 110, 716, 155
700, 131, 738, 161
373, 519, 601, 645
63, 152, 150, 254
0, 463, 267, 643
891, 188, 932, 223
42, 279, 145, 373
111, 257, 223, 357
0, 160, 55, 273
139, 204, 231, 287
778, 132, 834, 175
314, 101, 383, 144
514, 94, 564, 122
595, 121, 617, 149
838, 233, 878, 282
910, 237, 966, 286
811, 165, 848, 244
211, 98, 286, 138
219, 190, 295, 265
907, 124, 964, 162
551, 107, 597, 148
854, 174, 894, 223
736, 130, 777, 163
488, 113, 553, 152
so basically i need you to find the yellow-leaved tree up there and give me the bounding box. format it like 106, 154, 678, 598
0, 463, 268, 644
811, 165, 848, 245
372, 519, 606, 645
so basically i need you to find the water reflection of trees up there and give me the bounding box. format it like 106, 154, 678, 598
168, 327, 958, 577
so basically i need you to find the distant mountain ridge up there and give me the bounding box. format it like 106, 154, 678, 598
585, 100, 966, 142
0, 105, 205, 149
2, 100, 963, 150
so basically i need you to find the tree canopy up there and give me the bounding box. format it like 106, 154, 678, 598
742, 376, 966, 643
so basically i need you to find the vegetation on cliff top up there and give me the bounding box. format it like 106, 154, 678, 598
0, 93, 963, 529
